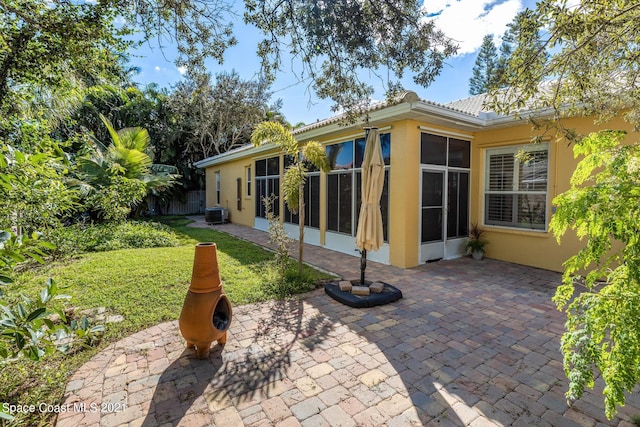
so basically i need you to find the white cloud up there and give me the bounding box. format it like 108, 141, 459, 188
154, 66, 161, 72
423, 0, 524, 55
177, 66, 187, 75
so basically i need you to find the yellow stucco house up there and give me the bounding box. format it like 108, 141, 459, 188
193, 91, 636, 272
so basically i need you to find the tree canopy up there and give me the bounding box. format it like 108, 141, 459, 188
492, 1, 640, 419
491, 1, 640, 128
162, 70, 281, 190
549, 131, 640, 419
244, 0, 457, 114
169, 70, 277, 159
468, 12, 539, 96
2, 1, 458, 119
0, 0, 236, 111
469, 35, 498, 95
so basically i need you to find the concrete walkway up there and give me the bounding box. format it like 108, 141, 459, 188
57, 220, 640, 426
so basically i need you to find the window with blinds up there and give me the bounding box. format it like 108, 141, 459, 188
484, 145, 549, 230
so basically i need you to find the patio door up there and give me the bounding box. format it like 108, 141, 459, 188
419, 132, 471, 263
420, 168, 470, 263
420, 169, 445, 262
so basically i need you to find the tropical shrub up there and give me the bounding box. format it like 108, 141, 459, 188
73, 115, 179, 222
0, 130, 77, 235
261, 268, 318, 300
263, 194, 291, 280
0, 160, 103, 362
0, 231, 53, 288
550, 131, 640, 419
45, 221, 180, 256
0, 278, 103, 362
0, 229, 103, 422
252, 121, 330, 274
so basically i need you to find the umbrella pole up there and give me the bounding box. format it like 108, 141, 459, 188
360, 249, 367, 285
359, 125, 373, 287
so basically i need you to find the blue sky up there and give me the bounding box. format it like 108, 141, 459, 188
129, 0, 538, 125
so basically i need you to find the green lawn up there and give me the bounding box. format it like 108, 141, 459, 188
1, 217, 333, 426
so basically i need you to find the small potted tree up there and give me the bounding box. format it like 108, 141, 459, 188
466, 223, 488, 260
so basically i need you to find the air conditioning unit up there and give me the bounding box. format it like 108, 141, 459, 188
205, 207, 229, 225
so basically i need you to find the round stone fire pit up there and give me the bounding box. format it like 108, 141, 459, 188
325, 279, 402, 308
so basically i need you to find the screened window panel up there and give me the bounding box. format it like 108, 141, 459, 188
255, 177, 279, 218
448, 138, 470, 168
355, 172, 361, 221
447, 171, 469, 239
421, 209, 443, 243
304, 176, 312, 228
447, 172, 458, 238
354, 133, 391, 168
327, 174, 339, 231
283, 155, 295, 169
282, 155, 320, 172
269, 178, 280, 217
355, 137, 366, 169
267, 157, 279, 176
284, 203, 299, 224
421, 172, 443, 207
255, 179, 267, 217
304, 159, 320, 173
326, 172, 353, 234
381, 133, 391, 166
458, 172, 469, 237
309, 175, 320, 228
380, 170, 390, 241
420, 133, 447, 165
255, 159, 266, 177
338, 172, 352, 234
354, 170, 390, 242
326, 141, 354, 170
285, 175, 320, 228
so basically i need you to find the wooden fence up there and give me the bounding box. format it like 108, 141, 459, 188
146, 190, 206, 216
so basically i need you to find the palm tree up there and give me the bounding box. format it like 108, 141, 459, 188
252, 121, 330, 274
74, 115, 180, 221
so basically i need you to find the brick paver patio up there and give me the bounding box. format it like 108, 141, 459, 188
56, 220, 640, 426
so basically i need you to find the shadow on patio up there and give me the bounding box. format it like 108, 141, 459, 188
57, 222, 640, 426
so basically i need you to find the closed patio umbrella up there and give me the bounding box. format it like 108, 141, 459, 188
355, 127, 384, 284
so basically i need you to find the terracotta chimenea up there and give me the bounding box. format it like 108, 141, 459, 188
179, 242, 232, 359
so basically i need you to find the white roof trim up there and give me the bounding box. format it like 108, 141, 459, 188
193, 91, 544, 169
193, 142, 276, 169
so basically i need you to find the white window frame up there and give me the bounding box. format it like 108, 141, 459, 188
325, 133, 392, 239
483, 144, 549, 231
284, 172, 321, 229
246, 166, 252, 197
215, 172, 221, 205
254, 156, 280, 219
